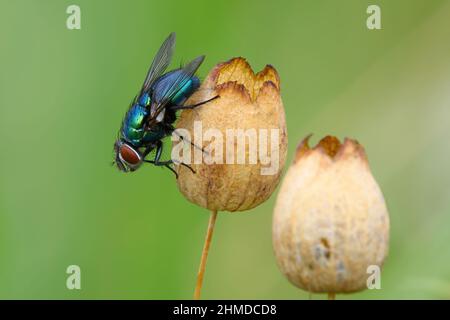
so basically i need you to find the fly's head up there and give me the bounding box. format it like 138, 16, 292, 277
113, 139, 143, 172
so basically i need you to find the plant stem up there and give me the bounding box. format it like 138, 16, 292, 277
194, 210, 218, 300
328, 292, 335, 300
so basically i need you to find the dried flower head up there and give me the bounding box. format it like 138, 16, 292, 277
273, 135, 390, 293
173, 58, 288, 212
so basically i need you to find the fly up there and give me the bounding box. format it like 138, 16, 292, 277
113, 32, 218, 177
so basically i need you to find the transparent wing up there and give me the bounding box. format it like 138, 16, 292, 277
148, 55, 205, 123
141, 32, 176, 94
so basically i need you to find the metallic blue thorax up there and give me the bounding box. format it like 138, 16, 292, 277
121, 70, 200, 147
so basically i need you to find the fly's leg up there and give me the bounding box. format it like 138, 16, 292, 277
175, 161, 196, 174
143, 141, 177, 177
168, 95, 219, 111
142, 144, 155, 158
163, 164, 178, 177
144, 160, 196, 178
143, 140, 167, 164
164, 123, 208, 156
143, 140, 195, 178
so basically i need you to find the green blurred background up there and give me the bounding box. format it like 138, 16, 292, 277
1, 0, 449, 299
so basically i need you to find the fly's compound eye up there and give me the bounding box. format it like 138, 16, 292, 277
119, 143, 142, 166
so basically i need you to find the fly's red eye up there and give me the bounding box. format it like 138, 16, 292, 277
119, 144, 141, 165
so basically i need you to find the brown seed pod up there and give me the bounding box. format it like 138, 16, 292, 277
273, 135, 390, 293
174, 58, 288, 212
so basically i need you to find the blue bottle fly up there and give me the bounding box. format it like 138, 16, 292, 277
113, 32, 218, 176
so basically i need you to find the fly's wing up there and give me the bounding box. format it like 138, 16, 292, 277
140, 32, 176, 94
148, 55, 205, 124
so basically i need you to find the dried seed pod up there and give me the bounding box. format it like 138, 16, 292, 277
273, 135, 390, 293
174, 58, 288, 212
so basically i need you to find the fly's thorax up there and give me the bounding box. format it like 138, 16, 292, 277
123, 104, 148, 144
138, 92, 151, 107
126, 104, 148, 128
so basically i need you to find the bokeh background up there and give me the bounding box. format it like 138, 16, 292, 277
1, 0, 450, 299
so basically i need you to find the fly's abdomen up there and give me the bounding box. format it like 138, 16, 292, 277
171, 76, 200, 105
152, 70, 200, 106
122, 104, 148, 145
